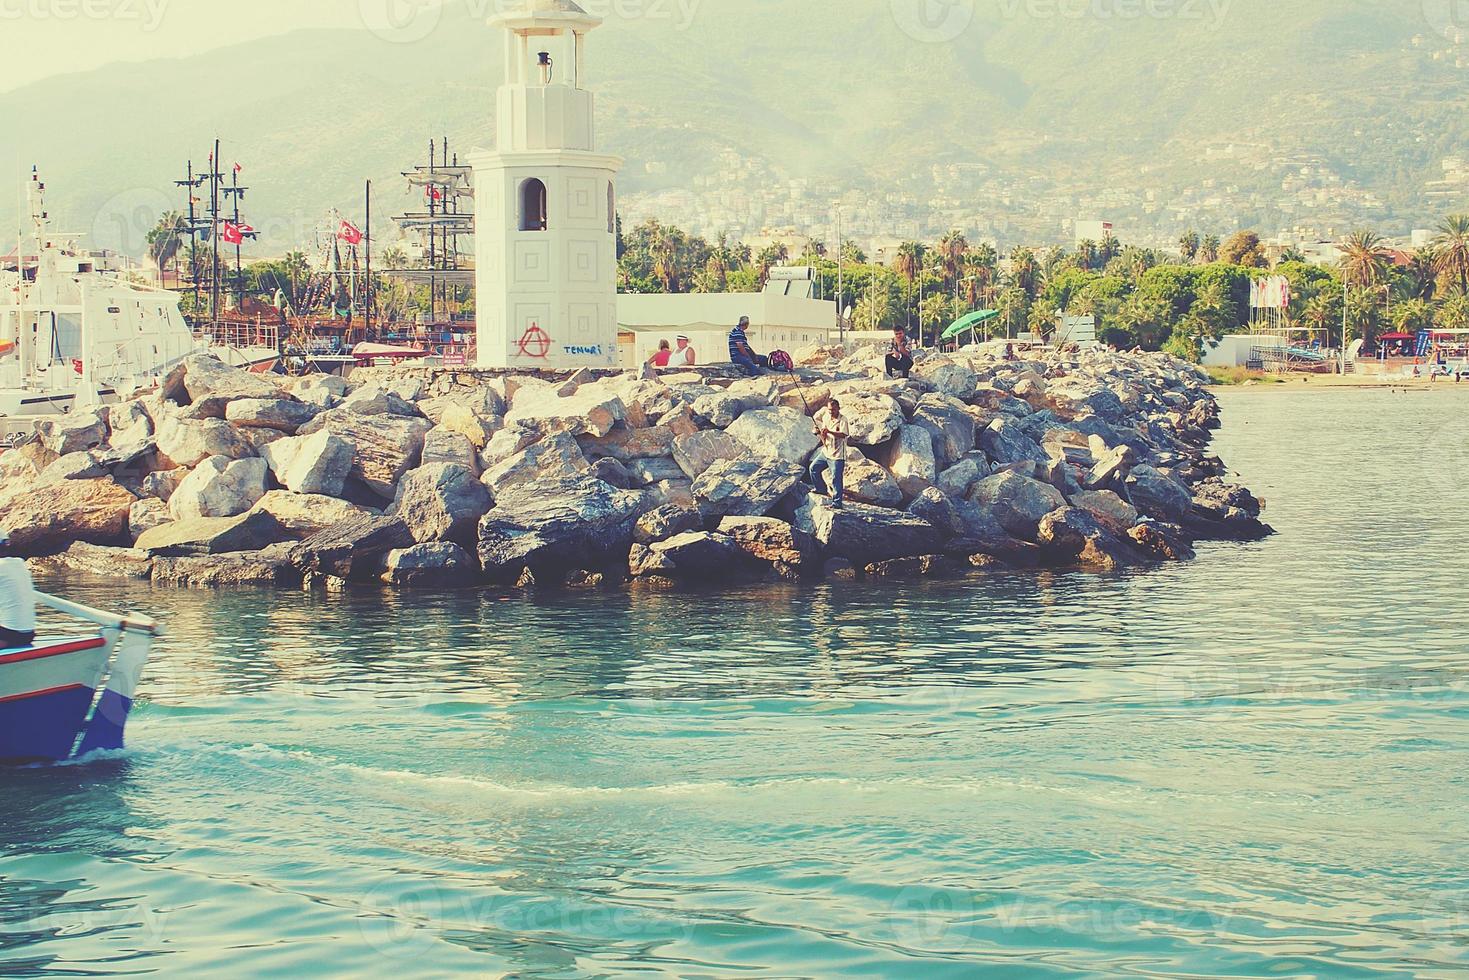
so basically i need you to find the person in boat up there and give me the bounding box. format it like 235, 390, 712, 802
809, 397, 851, 510
0, 531, 37, 650
728, 317, 769, 376
886, 327, 914, 379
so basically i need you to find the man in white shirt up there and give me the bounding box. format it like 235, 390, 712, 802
809, 398, 851, 509
674, 335, 697, 366
0, 530, 37, 649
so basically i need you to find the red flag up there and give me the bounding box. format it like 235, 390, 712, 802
426, 186, 442, 202
233, 162, 242, 175
221, 222, 254, 245
338, 220, 363, 245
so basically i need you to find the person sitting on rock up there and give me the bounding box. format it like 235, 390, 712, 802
886, 327, 914, 379
809, 398, 851, 510
674, 335, 697, 367
0, 531, 37, 650
728, 317, 769, 376
647, 339, 673, 369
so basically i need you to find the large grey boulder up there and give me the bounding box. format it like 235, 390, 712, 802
969, 471, 1067, 539
0, 476, 135, 556
477, 477, 649, 582
1036, 506, 1146, 570
155, 416, 254, 469
297, 409, 432, 499
170, 354, 285, 416
718, 516, 817, 573
648, 531, 744, 576
912, 357, 978, 401
979, 417, 1050, 467
504, 386, 626, 438
911, 394, 976, 468
793, 495, 943, 564
843, 453, 904, 508
421, 428, 480, 474
36, 410, 108, 456
341, 385, 423, 418
840, 393, 906, 446
1070, 489, 1139, 530
262, 430, 355, 497
295, 515, 415, 580
577, 425, 676, 463
1127, 464, 1194, 522
37, 451, 107, 484
936, 458, 987, 499
381, 543, 475, 587
224, 398, 321, 433
435, 400, 502, 448
127, 498, 172, 541
725, 407, 821, 465
393, 463, 494, 548
691, 390, 750, 428
482, 431, 589, 493
907, 487, 1025, 559
249, 491, 372, 537
691, 456, 805, 519
627, 457, 686, 486
134, 510, 287, 557
671, 430, 744, 480
633, 503, 704, 545
169, 456, 269, 520
878, 424, 938, 498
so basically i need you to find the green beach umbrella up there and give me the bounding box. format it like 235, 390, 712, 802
940, 309, 1000, 343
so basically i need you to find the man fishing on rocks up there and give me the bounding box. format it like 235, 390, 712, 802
809, 397, 851, 509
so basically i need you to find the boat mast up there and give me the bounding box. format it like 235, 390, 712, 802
209, 138, 221, 328
224, 162, 248, 309
175, 159, 205, 311
14, 171, 30, 385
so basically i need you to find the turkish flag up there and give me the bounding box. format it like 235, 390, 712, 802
339, 220, 363, 245
221, 222, 254, 245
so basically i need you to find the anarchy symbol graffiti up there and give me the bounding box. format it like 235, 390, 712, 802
515, 323, 552, 359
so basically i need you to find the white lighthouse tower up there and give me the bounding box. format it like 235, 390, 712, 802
472, 0, 623, 369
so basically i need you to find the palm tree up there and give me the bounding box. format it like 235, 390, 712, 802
894, 241, 924, 335
1200, 235, 1220, 264
146, 211, 188, 284
996, 285, 1027, 338
1098, 232, 1122, 267
1301, 292, 1337, 342
1178, 230, 1200, 264
1076, 239, 1099, 271
1431, 214, 1469, 295
1338, 229, 1391, 288
1008, 247, 1039, 298
937, 230, 968, 295
1403, 247, 1438, 301
1392, 298, 1435, 335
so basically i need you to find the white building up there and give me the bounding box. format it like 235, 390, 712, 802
617, 277, 836, 368
472, 0, 622, 370
1074, 219, 1113, 247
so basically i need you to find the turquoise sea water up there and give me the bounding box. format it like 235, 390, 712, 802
3, 388, 1468, 977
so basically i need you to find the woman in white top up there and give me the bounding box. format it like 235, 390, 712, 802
0, 531, 37, 649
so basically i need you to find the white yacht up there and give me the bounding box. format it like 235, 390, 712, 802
1, 169, 200, 431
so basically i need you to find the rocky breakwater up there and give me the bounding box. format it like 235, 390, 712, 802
0, 346, 1270, 590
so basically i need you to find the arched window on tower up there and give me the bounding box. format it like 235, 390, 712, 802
519, 178, 548, 232
607, 181, 616, 234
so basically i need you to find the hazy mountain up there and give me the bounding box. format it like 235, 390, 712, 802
3, 0, 1467, 256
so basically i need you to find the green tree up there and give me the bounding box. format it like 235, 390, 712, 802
894, 241, 925, 335
1436, 293, 1469, 330
146, 211, 188, 281
1178, 230, 1200, 264
1200, 234, 1221, 263
1431, 214, 1469, 295
1338, 229, 1391, 288
1220, 230, 1267, 267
